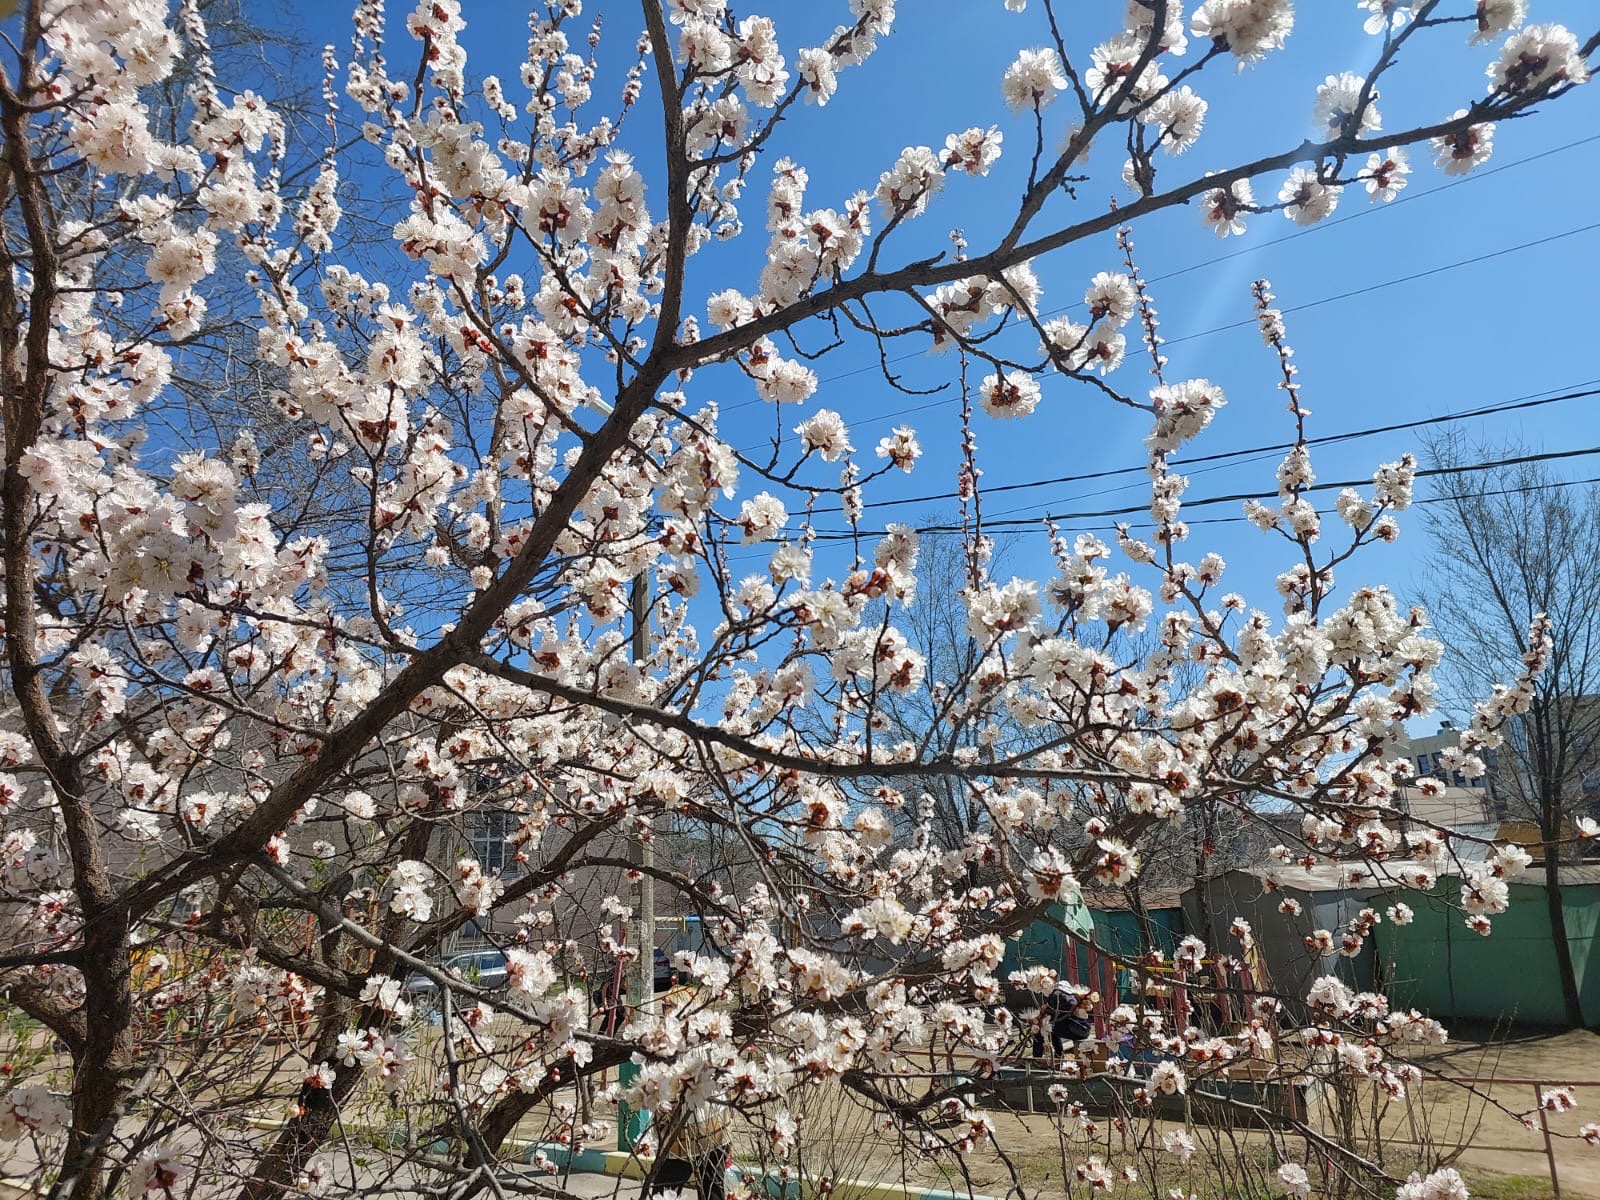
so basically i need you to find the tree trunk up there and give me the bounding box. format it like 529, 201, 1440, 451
59, 919, 136, 1200
1193, 814, 1215, 951
1124, 882, 1157, 957
1533, 710, 1585, 1028
1542, 823, 1585, 1027
235, 992, 360, 1200
238, 1091, 346, 1200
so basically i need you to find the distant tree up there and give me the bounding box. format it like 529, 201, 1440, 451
1418, 435, 1600, 1027
833, 522, 1036, 856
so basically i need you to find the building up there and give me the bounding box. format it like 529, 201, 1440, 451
1083, 886, 1185, 962
1393, 720, 1500, 805
1396, 708, 1600, 858
1391, 783, 1493, 832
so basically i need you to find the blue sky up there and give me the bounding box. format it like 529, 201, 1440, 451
293, 1, 1600, 728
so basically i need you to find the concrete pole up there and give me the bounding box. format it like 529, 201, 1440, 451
618, 568, 654, 1151
631, 569, 655, 1010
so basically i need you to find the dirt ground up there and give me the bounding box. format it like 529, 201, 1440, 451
1392, 1025, 1600, 1197
949, 1027, 1600, 1198
544, 1025, 1600, 1200
6, 1006, 1596, 1199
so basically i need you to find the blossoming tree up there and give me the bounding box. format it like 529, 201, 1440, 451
0, 1, 1595, 1198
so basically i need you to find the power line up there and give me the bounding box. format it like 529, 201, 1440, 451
295, 136, 1600, 568
802, 444, 1600, 541
720, 132, 1600, 430
1116, 132, 1600, 287
721, 470, 1600, 569
1161, 220, 1600, 349
316, 387, 1599, 568
773, 218, 1600, 447
856, 382, 1600, 516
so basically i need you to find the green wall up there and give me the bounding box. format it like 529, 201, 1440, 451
1001, 897, 1097, 980
999, 902, 1188, 1000
1090, 906, 1185, 960
1375, 879, 1600, 1027
1089, 907, 1186, 1000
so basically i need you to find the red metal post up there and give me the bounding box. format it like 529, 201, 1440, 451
1534, 1083, 1562, 1199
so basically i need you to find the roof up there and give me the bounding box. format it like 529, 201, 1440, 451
1084, 887, 1184, 912
1200, 862, 1600, 895
1363, 864, 1600, 896
1189, 864, 1380, 895
1464, 864, 1600, 888
1395, 785, 1493, 830
1239, 864, 1381, 893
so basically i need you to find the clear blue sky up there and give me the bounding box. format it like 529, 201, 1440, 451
296, 1, 1600, 728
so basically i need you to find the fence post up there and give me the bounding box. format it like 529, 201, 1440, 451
1533, 1083, 1562, 1200
1215, 959, 1232, 1028
1091, 945, 1109, 1041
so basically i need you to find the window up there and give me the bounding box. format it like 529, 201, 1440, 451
1416, 755, 1430, 776
469, 809, 518, 875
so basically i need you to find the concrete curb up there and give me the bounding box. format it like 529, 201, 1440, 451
506, 1140, 998, 1200
242, 1119, 996, 1200
508, 1140, 747, 1192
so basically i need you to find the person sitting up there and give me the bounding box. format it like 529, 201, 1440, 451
645, 984, 734, 1200
591, 972, 627, 1036
589, 972, 627, 1090
649, 1100, 732, 1200
1033, 984, 1096, 1058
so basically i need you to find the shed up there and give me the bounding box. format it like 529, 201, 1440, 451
1374, 865, 1600, 1027
1000, 896, 1098, 981
1085, 887, 1186, 961
1184, 866, 1381, 1016
1082, 888, 1186, 1000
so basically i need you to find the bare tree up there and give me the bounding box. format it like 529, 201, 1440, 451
1418, 434, 1600, 1027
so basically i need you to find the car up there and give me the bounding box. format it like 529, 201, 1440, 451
654, 946, 674, 993
404, 949, 509, 999
593, 949, 676, 1011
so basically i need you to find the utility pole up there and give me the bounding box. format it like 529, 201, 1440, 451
618, 568, 654, 1151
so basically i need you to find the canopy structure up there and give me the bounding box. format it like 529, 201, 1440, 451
1184, 867, 1380, 1018
1001, 897, 1099, 982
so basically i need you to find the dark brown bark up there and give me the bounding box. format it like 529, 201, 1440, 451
236, 992, 360, 1200
1542, 791, 1585, 1027
477, 1043, 633, 1153
1124, 882, 1157, 956
2, 56, 140, 1200
1420, 437, 1600, 1030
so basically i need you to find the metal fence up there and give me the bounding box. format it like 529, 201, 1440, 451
1366, 1075, 1600, 1199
